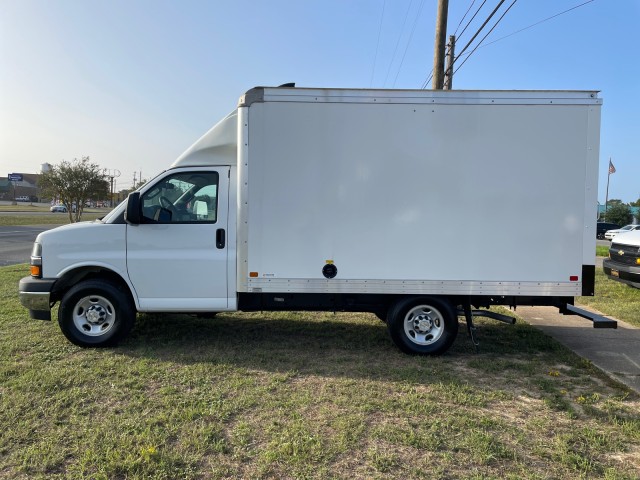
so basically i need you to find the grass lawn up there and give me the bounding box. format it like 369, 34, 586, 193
0, 214, 105, 226
0, 204, 110, 225
1, 265, 639, 479
578, 269, 640, 328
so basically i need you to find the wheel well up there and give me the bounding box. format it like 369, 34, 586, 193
51, 267, 135, 307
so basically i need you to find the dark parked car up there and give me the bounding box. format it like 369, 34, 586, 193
597, 222, 620, 239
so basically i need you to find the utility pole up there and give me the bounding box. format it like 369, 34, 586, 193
103, 169, 121, 207
432, 0, 449, 89
444, 35, 456, 90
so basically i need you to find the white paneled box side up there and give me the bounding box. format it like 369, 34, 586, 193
239, 89, 601, 298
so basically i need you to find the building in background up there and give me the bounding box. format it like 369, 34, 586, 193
0, 174, 40, 201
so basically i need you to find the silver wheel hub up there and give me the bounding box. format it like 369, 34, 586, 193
86, 305, 107, 324
72, 295, 116, 337
404, 305, 445, 346
414, 315, 433, 332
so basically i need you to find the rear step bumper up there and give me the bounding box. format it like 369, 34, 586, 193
560, 304, 617, 329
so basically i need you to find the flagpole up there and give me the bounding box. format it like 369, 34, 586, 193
605, 161, 610, 216
605, 157, 615, 217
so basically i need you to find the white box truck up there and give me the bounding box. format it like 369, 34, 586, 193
18, 86, 616, 355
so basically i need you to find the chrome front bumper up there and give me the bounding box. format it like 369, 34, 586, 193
18, 276, 56, 320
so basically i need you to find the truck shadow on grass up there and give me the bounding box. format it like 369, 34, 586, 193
120, 311, 578, 382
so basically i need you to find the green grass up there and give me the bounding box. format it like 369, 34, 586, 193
597, 245, 610, 257
0, 204, 110, 225
0, 204, 108, 212
578, 269, 640, 328
0, 214, 105, 226
1, 265, 639, 479
0, 204, 47, 212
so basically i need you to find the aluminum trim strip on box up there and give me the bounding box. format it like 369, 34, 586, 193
246, 278, 582, 296
259, 88, 601, 106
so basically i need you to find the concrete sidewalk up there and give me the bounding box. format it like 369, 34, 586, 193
517, 306, 640, 394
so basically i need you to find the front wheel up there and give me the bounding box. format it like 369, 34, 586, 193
387, 297, 458, 355
58, 279, 135, 347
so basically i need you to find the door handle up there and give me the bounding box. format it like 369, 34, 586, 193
216, 228, 226, 249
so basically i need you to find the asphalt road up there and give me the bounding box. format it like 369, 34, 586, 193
0, 225, 61, 266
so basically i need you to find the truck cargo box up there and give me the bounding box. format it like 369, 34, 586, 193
236, 88, 601, 297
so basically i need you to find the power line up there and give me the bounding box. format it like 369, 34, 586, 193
466, 0, 596, 53
383, 0, 414, 87
452, 0, 478, 37
421, 71, 433, 90
455, 0, 507, 60
369, 0, 387, 87
456, 0, 488, 42
393, 0, 427, 87
453, 0, 519, 75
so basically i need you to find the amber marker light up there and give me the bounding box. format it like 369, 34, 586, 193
249, 272, 259, 278
30, 265, 41, 277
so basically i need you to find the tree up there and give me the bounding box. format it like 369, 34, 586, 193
116, 178, 147, 204
604, 203, 633, 226
39, 157, 109, 222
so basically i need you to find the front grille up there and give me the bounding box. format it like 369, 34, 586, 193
609, 242, 640, 267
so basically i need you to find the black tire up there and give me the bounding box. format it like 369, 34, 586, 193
387, 297, 458, 355
58, 279, 135, 347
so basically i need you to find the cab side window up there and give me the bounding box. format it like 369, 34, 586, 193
141, 172, 219, 224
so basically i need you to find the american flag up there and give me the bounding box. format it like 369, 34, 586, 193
609, 159, 616, 174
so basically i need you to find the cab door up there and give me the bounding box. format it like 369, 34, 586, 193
126, 167, 230, 311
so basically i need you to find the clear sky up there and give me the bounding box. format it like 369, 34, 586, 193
1, 0, 638, 201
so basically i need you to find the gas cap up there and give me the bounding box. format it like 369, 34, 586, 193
322, 263, 338, 279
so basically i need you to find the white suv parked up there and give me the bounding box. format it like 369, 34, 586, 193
604, 224, 640, 240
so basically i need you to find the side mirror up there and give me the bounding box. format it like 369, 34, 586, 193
125, 192, 142, 225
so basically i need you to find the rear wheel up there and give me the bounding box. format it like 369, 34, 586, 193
58, 279, 135, 347
387, 297, 458, 355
